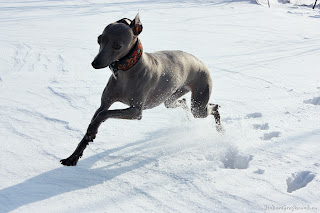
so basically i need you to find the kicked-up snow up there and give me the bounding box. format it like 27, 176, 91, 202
0, 0, 319, 212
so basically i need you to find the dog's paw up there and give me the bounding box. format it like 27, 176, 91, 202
216, 124, 225, 133
60, 153, 81, 166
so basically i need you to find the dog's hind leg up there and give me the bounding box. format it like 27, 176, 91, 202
209, 103, 221, 125
164, 86, 190, 110
209, 103, 223, 131
164, 86, 191, 119
190, 80, 222, 131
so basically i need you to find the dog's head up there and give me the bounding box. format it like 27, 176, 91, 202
91, 13, 143, 69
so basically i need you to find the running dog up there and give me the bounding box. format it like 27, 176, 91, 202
61, 13, 221, 166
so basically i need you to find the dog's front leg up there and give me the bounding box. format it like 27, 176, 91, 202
60, 105, 113, 166
60, 105, 143, 166
60, 78, 121, 166
60, 136, 90, 166
86, 106, 143, 139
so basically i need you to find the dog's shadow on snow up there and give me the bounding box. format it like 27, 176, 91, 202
0, 128, 173, 212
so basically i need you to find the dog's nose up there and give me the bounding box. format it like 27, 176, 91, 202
91, 60, 101, 69
91, 60, 97, 68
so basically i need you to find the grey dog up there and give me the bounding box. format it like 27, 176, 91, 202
60, 13, 221, 166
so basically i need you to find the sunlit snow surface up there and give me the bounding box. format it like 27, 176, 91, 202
0, 0, 320, 212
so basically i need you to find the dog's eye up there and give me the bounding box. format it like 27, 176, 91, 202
97, 35, 102, 44
112, 43, 122, 50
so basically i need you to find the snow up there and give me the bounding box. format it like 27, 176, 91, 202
287, 171, 316, 193
304, 96, 320, 105
0, 0, 320, 212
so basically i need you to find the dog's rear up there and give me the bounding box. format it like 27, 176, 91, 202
143, 50, 213, 116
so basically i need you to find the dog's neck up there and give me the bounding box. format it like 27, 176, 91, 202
109, 38, 143, 79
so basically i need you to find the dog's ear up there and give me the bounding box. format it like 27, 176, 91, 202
116, 18, 131, 26
130, 13, 143, 36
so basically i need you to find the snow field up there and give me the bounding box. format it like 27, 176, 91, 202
0, 0, 320, 212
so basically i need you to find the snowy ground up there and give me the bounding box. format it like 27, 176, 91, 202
0, 0, 320, 212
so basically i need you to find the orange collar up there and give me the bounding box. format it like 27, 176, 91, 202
109, 39, 143, 78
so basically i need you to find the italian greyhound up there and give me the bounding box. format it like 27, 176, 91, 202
60, 13, 221, 166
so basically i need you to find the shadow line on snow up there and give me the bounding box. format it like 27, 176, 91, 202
0, 128, 172, 212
